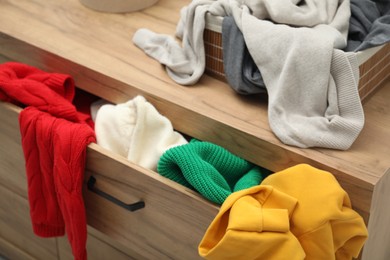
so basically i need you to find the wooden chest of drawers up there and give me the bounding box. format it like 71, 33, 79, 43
0, 0, 389, 259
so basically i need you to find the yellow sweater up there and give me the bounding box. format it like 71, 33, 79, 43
199, 164, 368, 260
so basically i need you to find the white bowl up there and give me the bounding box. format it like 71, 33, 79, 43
80, 0, 159, 13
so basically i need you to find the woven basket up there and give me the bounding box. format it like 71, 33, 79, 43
203, 14, 390, 101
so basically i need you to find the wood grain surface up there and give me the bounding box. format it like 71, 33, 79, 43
84, 143, 218, 259
0, 0, 390, 259
0, 183, 58, 259
1, 0, 389, 216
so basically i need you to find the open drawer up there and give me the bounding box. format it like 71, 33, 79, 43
0, 100, 218, 259
1, 81, 389, 260
83, 144, 219, 259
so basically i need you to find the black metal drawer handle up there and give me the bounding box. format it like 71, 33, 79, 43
87, 176, 145, 212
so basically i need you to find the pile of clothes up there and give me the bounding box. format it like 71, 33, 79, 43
133, 0, 390, 150
0, 61, 369, 260
92, 96, 368, 259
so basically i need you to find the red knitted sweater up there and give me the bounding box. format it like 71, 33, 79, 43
0, 62, 96, 260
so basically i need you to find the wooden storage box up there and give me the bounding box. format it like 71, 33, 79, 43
204, 13, 390, 102
0, 0, 390, 259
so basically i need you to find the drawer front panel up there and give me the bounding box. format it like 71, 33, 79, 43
84, 145, 219, 260
58, 227, 140, 260
0, 102, 28, 198
0, 183, 58, 259
0, 102, 58, 259
0, 236, 35, 260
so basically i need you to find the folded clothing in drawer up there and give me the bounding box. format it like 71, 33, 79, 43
92, 96, 270, 206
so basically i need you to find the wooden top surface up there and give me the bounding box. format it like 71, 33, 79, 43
0, 0, 389, 213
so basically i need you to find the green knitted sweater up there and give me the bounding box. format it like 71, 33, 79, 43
157, 139, 265, 205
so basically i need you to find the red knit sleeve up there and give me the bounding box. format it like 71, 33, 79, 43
53, 119, 96, 260
0, 62, 75, 101
19, 107, 66, 237
0, 62, 79, 121
19, 107, 96, 260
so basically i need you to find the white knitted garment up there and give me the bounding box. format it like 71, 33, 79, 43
94, 96, 188, 170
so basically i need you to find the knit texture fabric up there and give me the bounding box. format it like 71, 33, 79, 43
241, 8, 364, 150
132, 0, 215, 85
0, 62, 78, 121
222, 16, 267, 95
346, 0, 390, 51
19, 107, 95, 260
0, 62, 95, 260
199, 164, 368, 260
133, 0, 365, 150
95, 95, 188, 171
157, 139, 265, 204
